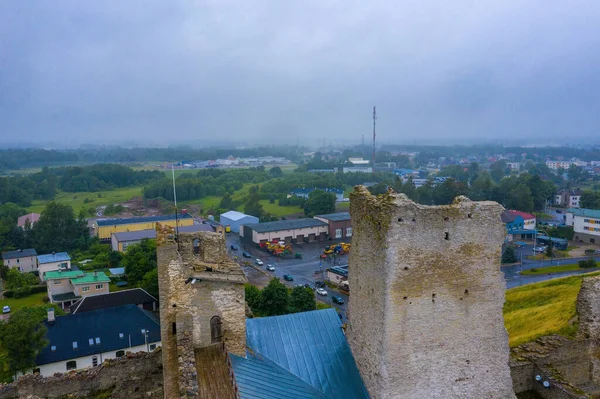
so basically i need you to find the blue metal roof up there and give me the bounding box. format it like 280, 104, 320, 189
96, 213, 192, 227
230, 353, 328, 399
37, 305, 160, 365
246, 309, 369, 399
37, 252, 71, 264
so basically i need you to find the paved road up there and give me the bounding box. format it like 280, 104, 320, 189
225, 233, 350, 321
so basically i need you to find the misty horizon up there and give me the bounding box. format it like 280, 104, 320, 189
2, 1, 600, 145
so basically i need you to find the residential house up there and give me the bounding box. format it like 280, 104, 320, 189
501, 210, 535, 240
509, 210, 536, 230
45, 270, 110, 309
565, 208, 600, 244
327, 265, 349, 288
314, 212, 352, 240
241, 219, 329, 245
17, 213, 40, 229
70, 288, 158, 314
342, 166, 373, 173
33, 305, 160, 377
94, 213, 194, 241
1, 248, 38, 272
37, 252, 71, 281
555, 190, 582, 208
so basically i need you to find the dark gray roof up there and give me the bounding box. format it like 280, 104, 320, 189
70, 288, 157, 314
178, 224, 214, 233
246, 309, 368, 398
96, 213, 192, 227
244, 219, 327, 233
52, 292, 81, 303
1, 248, 37, 260
37, 305, 160, 365
500, 210, 517, 224
112, 229, 156, 242
315, 212, 351, 222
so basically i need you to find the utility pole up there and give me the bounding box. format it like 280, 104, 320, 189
372, 106, 377, 174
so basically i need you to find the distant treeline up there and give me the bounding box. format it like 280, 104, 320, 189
0, 146, 303, 171
0, 164, 162, 207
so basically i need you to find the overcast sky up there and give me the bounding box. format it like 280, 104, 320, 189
1, 1, 600, 146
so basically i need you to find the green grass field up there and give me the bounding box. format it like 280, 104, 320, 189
26, 186, 144, 214
256, 200, 303, 217
0, 292, 47, 313
503, 273, 600, 347
520, 263, 598, 275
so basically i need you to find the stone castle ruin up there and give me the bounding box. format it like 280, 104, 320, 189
347, 187, 515, 398
155, 224, 246, 398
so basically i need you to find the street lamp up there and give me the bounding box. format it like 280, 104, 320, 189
537, 228, 553, 265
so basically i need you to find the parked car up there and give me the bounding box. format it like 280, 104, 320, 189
2, 306, 10, 314
316, 288, 328, 296
315, 281, 327, 288
242, 251, 252, 258
331, 296, 344, 304
230, 244, 239, 251
266, 264, 275, 271
304, 283, 312, 289
283, 274, 294, 281
556, 209, 562, 214
255, 259, 264, 266
533, 246, 546, 253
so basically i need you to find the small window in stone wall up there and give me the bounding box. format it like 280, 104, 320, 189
210, 316, 223, 343
193, 238, 201, 255
116, 350, 125, 357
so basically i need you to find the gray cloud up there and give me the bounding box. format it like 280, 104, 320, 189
1, 0, 600, 146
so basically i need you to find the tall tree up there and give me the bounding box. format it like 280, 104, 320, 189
303, 189, 336, 217
32, 202, 90, 253
122, 239, 157, 286
260, 278, 289, 316
501, 246, 518, 264
290, 286, 316, 313
0, 305, 63, 377
269, 166, 284, 178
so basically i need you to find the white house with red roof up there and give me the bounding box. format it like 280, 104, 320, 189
509, 210, 536, 230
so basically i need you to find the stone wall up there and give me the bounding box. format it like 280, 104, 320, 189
156, 224, 246, 399
347, 187, 515, 399
0, 350, 162, 399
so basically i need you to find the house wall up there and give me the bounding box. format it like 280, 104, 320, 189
47, 278, 75, 298
3, 256, 37, 273
39, 261, 71, 281
523, 218, 536, 230
574, 216, 600, 240
250, 225, 329, 244
96, 218, 194, 240
73, 283, 110, 297
347, 187, 514, 399
36, 342, 161, 377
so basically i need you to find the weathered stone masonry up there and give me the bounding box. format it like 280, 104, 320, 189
347, 187, 515, 399
156, 224, 246, 399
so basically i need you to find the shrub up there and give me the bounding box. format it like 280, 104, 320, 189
30, 285, 47, 294
585, 249, 595, 255
530, 268, 537, 273
579, 259, 597, 269
3, 290, 14, 298
13, 286, 32, 298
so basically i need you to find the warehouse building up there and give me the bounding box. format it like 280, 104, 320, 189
94, 214, 194, 241
314, 212, 352, 240
219, 211, 259, 233
110, 224, 214, 251
241, 218, 328, 244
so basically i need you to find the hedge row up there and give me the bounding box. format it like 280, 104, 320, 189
3, 284, 47, 298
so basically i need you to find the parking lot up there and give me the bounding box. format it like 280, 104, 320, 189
226, 233, 350, 320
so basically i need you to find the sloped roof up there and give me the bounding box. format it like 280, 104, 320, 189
500, 210, 517, 224
70, 272, 110, 285
17, 213, 40, 227
44, 270, 84, 280
244, 219, 327, 233
112, 229, 156, 242
220, 211, 256, 222
37, 252, 71, 264
70, 288, 157, 314
509, 210, 535, 220
178, 224, 214, 233
37, 305, 160, 365
315, 212, 351, 222
96, 213, 192, 227
568, 208, 600, 219
1, 248, 37, 260
245, 309, 368, 399
230, 353, 328, 399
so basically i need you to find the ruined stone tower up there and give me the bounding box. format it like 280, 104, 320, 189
347, 187, 515, 399
156, 224, 247, 398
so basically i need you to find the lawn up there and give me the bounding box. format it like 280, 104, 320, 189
520, 263, 597, 275
255, 200, 303, 217
503, 273, 600, 347
534, 212, 554, 220
0, 292, 47, 313
26, 186, 144, 214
